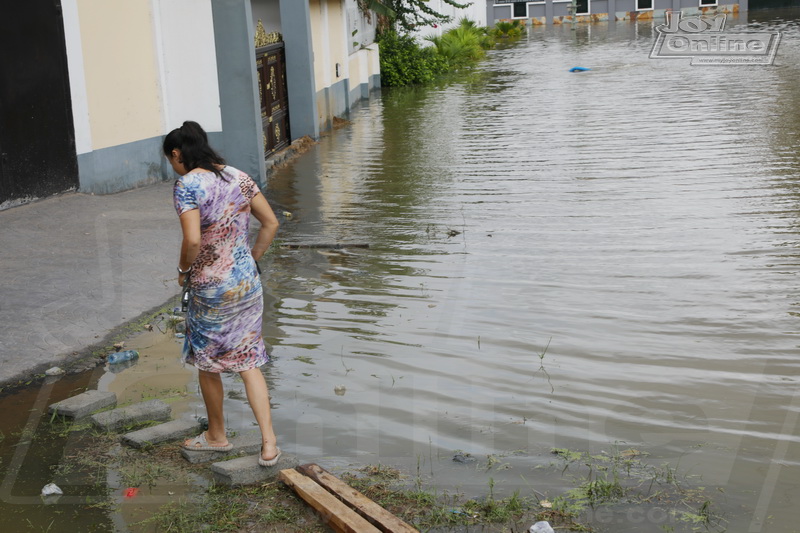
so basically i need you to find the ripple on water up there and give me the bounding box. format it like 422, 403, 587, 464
132, 11, 800, 529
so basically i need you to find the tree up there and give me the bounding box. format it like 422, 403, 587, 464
359, 0, 473, 34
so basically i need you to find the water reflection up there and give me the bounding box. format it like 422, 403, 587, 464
263, 10, 800, 531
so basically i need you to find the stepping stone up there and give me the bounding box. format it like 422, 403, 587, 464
211, 452, 299, 486
90, 399, 171, 432
122, 418, 202, 449
48, 390, 117, 420
181, 431, 262, 464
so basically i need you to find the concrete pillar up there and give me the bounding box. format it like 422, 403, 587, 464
280, 0, 320, 140
211, 0, 266, 183
545, 0, 555, 24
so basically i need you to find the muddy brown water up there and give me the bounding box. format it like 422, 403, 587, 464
3, 9, 800, 532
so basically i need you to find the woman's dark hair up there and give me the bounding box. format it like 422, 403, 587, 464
163, 121, 226, 178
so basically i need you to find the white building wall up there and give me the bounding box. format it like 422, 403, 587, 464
412, 0, 490, 41
155, 0, 222, 132
61, 0, 92, 155
345, 0, 380, 103
251, 0, 282, 35
73, 0, 163, 151
62, 0, 221, 152
60, 0, 224, 193
345, 0, 378, 54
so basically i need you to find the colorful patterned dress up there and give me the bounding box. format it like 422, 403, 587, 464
173, 166, 269, 373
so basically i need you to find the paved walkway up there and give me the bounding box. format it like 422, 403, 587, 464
0, 182, 183, 387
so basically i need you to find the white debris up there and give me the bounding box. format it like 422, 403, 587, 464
41, 483, 63, 496
44, 367, 64, 376
334, 385, 346, 396
530, 521, 554, 533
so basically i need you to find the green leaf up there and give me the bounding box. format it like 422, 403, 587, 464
367, 0, 396, 18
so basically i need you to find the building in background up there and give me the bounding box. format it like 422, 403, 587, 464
489, 0, 745, 24
408, 0, 491, 40
0, 0, 380, 207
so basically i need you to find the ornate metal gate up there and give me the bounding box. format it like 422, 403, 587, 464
255, 39, 290, 158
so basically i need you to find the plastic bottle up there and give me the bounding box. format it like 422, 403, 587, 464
107, 350, 139, 365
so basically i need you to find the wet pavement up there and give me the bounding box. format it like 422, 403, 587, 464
0, 181, 181, 388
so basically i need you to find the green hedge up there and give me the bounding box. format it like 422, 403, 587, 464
377, 31, 449, 87
377, 19, 502, 87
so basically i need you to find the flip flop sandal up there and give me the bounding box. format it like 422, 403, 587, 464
258, 446, 281, 467
182, 432, 233, 452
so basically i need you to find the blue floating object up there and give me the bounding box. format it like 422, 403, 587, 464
569, 66, 591, 72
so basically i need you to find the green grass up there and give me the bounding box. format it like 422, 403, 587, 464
139, 482, 326, 533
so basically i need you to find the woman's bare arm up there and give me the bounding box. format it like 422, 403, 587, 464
178, 208, 201, 285
250, 192, 280, 262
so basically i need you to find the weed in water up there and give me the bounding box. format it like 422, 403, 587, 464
359, 463, 402, 480
552, 447, 584, 464
24, 519, 55, 533
581, 470, 626, 507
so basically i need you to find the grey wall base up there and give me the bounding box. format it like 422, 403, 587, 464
77, 132, 226, 195
348, 74, 381, 109
78, 137, 167, 195
319, 73, 381, 133
316, 78, 350, 133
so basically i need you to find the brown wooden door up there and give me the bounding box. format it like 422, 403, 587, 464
256, 43, 290, 158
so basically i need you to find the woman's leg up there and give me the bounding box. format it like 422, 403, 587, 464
240, 367, 278, 460
194, 369, 228, 445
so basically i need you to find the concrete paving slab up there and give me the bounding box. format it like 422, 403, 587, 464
211, 452, 299, 486
0, 181, 181, 388
47, 390, 117, 419
122, 418, 202, 449
90, 399, 171, 432
181, 431, 262, 464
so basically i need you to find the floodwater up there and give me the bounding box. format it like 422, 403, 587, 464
262, 9, 800, 531
2, 8, 800, 532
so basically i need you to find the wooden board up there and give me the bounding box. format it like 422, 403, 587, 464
296, 463, 419, 533
279, 468, 381, 533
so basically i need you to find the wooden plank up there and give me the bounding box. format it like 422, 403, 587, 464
297, 463, 419, 533
279, 468, 381, 533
